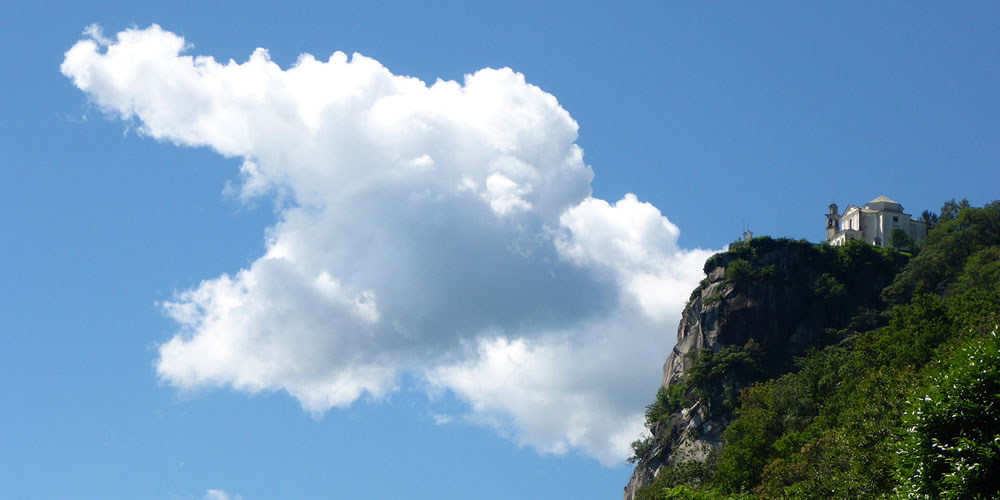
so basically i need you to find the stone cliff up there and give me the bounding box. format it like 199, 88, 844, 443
624, 238, 905, 500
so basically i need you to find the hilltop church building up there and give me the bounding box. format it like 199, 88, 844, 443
826, 195, 926, 247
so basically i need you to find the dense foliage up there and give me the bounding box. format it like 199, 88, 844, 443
634, 200, 1000, 499
895, 328, 1000, 499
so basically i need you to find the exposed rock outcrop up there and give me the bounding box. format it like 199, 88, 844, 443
624, 238, 906, 499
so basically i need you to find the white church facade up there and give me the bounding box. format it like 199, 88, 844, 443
826, 195, 927, 247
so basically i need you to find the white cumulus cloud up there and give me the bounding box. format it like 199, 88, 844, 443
62, 24, 715, 465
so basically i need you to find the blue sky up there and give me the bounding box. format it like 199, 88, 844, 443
2, 2, 999, 500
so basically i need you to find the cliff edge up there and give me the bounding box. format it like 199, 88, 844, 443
624, 237, 906, 500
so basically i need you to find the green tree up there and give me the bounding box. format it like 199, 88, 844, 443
889, 228, 914, 252
920, 209, 939, 230
882, 202, 1000, 304
894, 328, 1000, 499
939, 198, 970, 223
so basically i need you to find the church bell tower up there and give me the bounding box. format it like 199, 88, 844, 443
825, 203, 840, 241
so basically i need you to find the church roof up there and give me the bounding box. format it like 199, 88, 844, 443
869, 195, 898, 205
864, 195, 904, 213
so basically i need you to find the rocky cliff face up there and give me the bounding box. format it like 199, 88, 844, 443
623, 266, 749, 500
624, 238, 905, 500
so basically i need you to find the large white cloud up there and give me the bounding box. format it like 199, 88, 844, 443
62, 24, 715, 465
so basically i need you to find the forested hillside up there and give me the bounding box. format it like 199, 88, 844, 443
629, 200, 1000, 500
